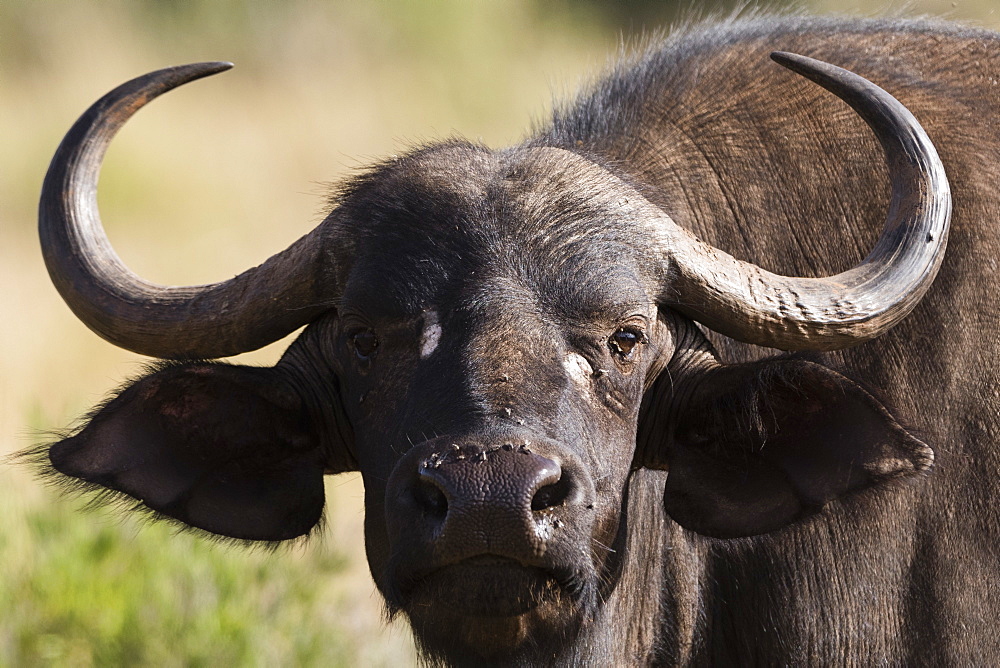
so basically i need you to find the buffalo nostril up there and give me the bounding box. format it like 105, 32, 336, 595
414, 478, 448, 517
531, 475, 571, 511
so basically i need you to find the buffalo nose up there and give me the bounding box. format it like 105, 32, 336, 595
385, 438, 597, 567
413, 444, 569, 521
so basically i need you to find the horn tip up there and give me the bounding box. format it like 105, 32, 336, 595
199, 61, 235, 74
174, 61, 234, 82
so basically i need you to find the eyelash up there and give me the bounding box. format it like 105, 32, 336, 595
608, 327, 646, 358
350, 329, 379, 360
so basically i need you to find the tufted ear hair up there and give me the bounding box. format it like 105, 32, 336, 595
637, 358, 933, 538
35, 362, 333, 542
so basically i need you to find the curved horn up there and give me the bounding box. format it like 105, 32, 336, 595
661, 52, 951, 351
40, 62, 334, 359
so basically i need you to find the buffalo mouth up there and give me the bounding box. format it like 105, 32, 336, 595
398, 555, 586, 618
391, 556, 595, 661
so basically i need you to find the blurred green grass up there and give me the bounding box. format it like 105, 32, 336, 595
2, 0, 998, 665
3, 480, 355, 666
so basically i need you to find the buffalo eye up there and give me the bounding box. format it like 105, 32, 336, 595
609, 327, 644, 358
351, 330, 379, 360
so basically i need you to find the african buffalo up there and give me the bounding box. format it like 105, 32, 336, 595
30, 15, 1000, 666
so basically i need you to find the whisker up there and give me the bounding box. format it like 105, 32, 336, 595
590, 537, 616, 554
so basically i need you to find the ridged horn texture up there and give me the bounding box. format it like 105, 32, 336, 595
39, 62, 333, 359
660, 52, 951, 351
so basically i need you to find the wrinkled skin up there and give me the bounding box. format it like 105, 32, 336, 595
38, 16, 1000, 666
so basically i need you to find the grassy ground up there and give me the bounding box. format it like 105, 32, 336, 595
2, 1, 997, 665
0, 474, 410, 666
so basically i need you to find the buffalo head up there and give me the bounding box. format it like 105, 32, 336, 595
35, 53, 943, 663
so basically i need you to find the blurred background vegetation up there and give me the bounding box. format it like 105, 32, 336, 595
1, 0, 997, 665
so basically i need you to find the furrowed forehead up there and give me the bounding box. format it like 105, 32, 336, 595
337, 144, 654, 319
342, 240, 652, 333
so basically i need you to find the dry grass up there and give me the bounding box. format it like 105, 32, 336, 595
2, 1, 996, 664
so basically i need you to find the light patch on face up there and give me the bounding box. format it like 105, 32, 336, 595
564, 352, 594, 387
420, 310, 442, 359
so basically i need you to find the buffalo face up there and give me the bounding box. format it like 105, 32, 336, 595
283, 145, 675, 658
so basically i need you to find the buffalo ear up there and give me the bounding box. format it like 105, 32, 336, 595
44, 362, 326, 542
639, 359, 933, 538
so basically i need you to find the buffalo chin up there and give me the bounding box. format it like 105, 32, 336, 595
398, 557, 595, 664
